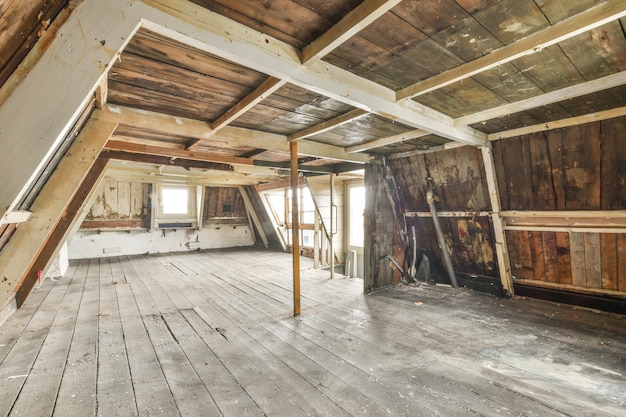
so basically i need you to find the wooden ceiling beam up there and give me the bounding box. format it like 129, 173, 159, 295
396, 1, 626, 101
104, 162, 280, 185
104, 140, 253, 166
455, 71, 626, 126
138, 0, 486, 145
345, 128, 429, 153
187, 76, 286, 150
300, 0, 403, 65
488, 106, 626, 141
287, 108, 368, 142
94, 105, 370, 163
101, 149, 235, 171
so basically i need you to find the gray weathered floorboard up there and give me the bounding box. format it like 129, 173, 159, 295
0, 248, 624, 417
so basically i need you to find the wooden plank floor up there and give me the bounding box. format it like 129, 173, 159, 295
1, 248, 625, 417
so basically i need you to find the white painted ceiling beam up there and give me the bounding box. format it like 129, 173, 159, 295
397, 1, 626, 100
140, 0, 486, 146
455, 71, 626, 126
301, 0, 403, 64
0, 0, 141, 215
488, 106, 626, 141
345, 128, 429, 153
94, 105, 371, 163
187, 76, 287, 150
288, 108, 368, 141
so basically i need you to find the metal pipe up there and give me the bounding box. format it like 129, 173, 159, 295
384, 255, 412, 282
426, 187, 459, 288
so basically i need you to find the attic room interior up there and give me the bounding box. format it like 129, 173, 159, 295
1, 0, 626, 415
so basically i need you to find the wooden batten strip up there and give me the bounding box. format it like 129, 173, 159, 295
505, 225, 626, 234
455, 71, 626, 127
300, 0, 403, 64
256, 178, 306, 192
488, 106, 626, 141
187, 77, 286, 149
105, 140, 253, 166
397, 1, 626, 100
389, 141, 467, 159
288, 109, 368, 142
513, 278, 626, 299
345, 128, 429, 153
404, 211, 492, 218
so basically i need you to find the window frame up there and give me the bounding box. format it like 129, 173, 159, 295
154, 183, 198, 227
345, 180, 365, 253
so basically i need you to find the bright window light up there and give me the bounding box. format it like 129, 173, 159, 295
162, 188, 191, 215
349, 185, 365, 248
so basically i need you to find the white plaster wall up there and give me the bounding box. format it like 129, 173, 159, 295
68, 225, 254, 259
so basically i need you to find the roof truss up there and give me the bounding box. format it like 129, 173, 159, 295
396, 1, 626, 101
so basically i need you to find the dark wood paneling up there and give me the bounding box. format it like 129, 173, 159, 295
410, 216, 497, 277
558, 21, 626, 80
546, 128, 567, 210
529, 132, 556, 210
601, 116, 626, 209
555, 232, 572, 285
391, 146, 490, 212
508, 229, 626, 293
0, 0, 69, 88
495, 118, 626, 211
600, 234, 618, 291
203, 187, 247, 220
364, 163, 396, 290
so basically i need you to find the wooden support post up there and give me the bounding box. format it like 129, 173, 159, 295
290, 141, 301, 316
329, 173, 335, 279
0, 118, 117, 308
481, 144, 514, 297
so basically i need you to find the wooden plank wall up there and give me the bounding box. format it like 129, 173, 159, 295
203, 187, 247, 223
363, 162, 395, 291
81, 181, 151, 229
0, 0, 69, 88
494, 116, 626, 294
387, 146, 498, 280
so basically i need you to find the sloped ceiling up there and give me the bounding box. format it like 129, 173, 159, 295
1, 0, 626, 211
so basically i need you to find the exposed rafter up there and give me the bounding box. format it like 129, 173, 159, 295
105, 140, 253, 166
345, 128, 429, 153
455, 71, 626, 127
141, 0, 486, 145
287, 108, 368, 142
187, 76, 286, 150
300, 0, 403, 65
95, 105, 371, 163
488, 106, 626, 141
396, 1, 626, 101
101, 149, 236, 171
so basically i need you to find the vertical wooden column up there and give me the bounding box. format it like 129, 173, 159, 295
481, 144, 514, 297
329, 173, 335, 279
290, 141, 301, 316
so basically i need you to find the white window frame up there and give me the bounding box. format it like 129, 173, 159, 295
345, 180, 365, 253
154, 183, 198, 227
